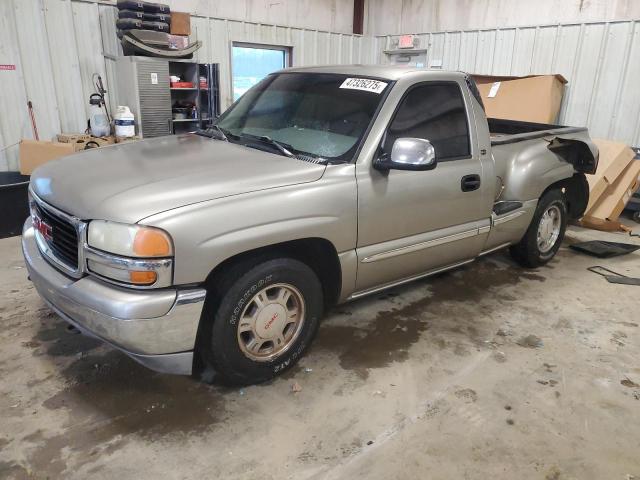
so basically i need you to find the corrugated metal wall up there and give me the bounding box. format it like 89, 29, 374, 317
365, 0, 640, 36
375, 20, 640, 147
1, 2, 638, 172
0, 0, 375, 171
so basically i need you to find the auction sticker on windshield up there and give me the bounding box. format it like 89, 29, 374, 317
340, 78, 387, 94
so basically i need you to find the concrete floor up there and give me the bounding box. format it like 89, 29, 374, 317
1, 223, 639, 480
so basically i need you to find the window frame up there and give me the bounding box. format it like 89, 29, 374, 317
230, 42, 292, 102
380, 80, 473, 163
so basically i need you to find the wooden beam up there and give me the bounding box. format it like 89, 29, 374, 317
353, 0, 365, 35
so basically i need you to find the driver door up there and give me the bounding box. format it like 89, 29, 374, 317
354, 80, 493, 293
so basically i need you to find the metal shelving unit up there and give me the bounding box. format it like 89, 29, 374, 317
115, 56, 220, 138
198, 63, 221, 130
169, 61, 199, 135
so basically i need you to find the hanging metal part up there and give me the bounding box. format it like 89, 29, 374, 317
121, 30, 202, 58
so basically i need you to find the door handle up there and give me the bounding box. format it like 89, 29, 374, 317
461, 174, 481, 192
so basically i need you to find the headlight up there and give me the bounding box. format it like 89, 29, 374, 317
86, 221, 173, 288
87, 220, 173, 257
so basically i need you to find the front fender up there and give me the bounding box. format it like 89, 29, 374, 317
140, 165, 357, 285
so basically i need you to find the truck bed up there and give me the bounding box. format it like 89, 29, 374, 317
488, 118, 587, 145
489, 118, 598, 175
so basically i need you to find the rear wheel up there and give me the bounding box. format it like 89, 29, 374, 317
509, 189, 567, 268
198, 257, 323, 385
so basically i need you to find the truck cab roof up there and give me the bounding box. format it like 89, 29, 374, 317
279, 64, 468, 82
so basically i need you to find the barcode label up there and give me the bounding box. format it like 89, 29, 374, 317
340, 78, 387, 94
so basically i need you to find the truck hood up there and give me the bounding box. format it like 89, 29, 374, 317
30, 134, 326, 223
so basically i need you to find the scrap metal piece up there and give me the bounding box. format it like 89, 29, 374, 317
587, 266, 640, 286
570, 240, 640, 258
605, 276, 640, 286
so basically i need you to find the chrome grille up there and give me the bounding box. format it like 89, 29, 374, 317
30, 192, 85, 278
33, 203, 79, 269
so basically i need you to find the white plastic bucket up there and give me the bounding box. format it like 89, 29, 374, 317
114, 105, 135, 137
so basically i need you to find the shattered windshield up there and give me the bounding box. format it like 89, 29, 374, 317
215, 73, 390, 162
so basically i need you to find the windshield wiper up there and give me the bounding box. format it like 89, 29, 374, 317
257, 136, 295, 158
237, 133, 295, 158
211, 125, 229, 141
195, 125, 230, 141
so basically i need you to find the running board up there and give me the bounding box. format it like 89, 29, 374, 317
347, 259, 474, 301
479, 242, 511, 256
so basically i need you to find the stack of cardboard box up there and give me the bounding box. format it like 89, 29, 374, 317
473, 73, 639, 231
579, 139, 640, 231
56, 133, 113, 151
19, 134, 140, 175
168, 12, 190, 49
19, 140, 75, 175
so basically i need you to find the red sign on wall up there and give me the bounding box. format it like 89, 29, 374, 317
398, 35, 415, 49
0, 65, 16, 71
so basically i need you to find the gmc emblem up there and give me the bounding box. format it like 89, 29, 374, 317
33, 213, 53, 242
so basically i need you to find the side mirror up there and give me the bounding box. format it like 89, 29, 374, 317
374, 138, 437, 171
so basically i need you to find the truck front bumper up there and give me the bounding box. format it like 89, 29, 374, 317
22, 219, 206, 375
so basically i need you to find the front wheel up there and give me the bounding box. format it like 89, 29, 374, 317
198, 257, 323, 385
509, 189, 568, 268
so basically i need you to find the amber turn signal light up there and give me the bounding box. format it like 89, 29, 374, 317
133, 228, 172, 257
129, 270, 158, 285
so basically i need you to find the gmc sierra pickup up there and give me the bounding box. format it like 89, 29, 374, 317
22, 65, 598, 385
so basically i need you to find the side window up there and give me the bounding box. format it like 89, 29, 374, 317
383, 82, 471, 160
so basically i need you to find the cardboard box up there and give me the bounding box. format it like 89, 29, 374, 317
57, 133, 93, 152
19, 140, 75, 175
115, 135, 141, 144
88, 136, 115, 147
57, 133, 91, 143
168, 34, 189, 50
578, 216, 632, 232
585, 159, 640, 221
472, 74, 567, 124
57, 135, 117, 152
170, 12, 190, 35
585, 139, 636, 211
64, 136, 116, 151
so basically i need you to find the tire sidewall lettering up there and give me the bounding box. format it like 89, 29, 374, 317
273, 329, 311, 373
208, 259, 321, 384
229, 275, 276, 326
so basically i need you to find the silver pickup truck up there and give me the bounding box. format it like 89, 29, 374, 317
22, 66, 598, 385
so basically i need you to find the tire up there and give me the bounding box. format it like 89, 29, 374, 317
509, 189, 568, 268
198, 257, 323, 386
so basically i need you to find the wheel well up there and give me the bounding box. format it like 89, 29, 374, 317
542, 173, 589, 219
204, 238, 342, 310
193, 238, 342, 378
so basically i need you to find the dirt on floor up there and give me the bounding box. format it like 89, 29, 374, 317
1, 223, 639, 480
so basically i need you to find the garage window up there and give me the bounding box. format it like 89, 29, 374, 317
232, 43, 290, 101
